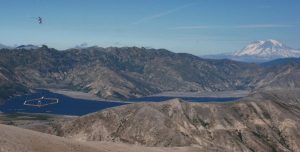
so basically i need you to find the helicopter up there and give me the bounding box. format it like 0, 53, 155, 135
37, 16, 43, 24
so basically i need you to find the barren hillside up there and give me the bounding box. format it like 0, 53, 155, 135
53, 89, 300, 152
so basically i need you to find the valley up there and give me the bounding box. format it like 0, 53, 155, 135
1, 0, 299, 151
0, 89, 241, 116
1, 89, 299, 152
0, 46, 300, 152
1, 46, 299, 104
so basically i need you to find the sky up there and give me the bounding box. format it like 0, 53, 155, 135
0, 0, 299, 55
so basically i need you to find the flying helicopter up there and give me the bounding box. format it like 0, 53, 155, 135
28, 16, 43, 24
37, 16, 43, 24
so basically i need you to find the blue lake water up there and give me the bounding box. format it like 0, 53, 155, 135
0, 90, 240, 116
0, 90, 126, 116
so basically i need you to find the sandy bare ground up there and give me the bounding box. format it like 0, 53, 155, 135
84, 142, 201, 152
152, 90, 250, 98
0, 124, 200, 152
0, 113, 76, 133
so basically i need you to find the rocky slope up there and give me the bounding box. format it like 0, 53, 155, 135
52, 89, 300, 152
0, 46, 260, 101
0, 124, 199, 152
0, 124, 98, 152
0, 46, 299, 103
255, 60, 300, 90
0, 66, 27, 104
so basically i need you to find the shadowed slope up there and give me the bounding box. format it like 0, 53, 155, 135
0, 47, 259, 101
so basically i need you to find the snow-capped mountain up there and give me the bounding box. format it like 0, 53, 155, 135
0, 43, 11, 49
203, 39, 300, 63
16, 44, 40, 50
233, 40, 300, 58
74, 43, 89, 49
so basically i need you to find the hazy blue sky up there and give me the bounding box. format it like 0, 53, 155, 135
0, 0, 299, 55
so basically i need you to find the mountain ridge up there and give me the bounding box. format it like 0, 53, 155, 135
51, 89, 300, 151
0, 46, 261, 102
0, 46, 299, 103
16, 44, 40, 50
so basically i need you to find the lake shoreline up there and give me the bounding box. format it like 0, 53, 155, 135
0, 89, 245, 116
45, 88, 249, 102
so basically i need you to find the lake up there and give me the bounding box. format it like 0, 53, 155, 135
0, 90, 240, 116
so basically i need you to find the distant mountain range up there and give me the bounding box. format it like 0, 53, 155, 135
261, 57, 300, 67
3, 40, 300, 62
204, 40, 300, 62
0, 43, 11, 49
1, 45, 300, 151
0, 46, 299, 103
0, 44, 42, 50
15, 44, 40, 50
